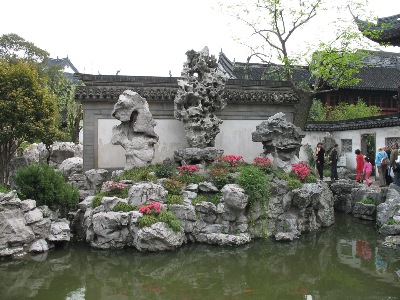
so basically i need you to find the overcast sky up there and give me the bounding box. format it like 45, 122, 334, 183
1, 0, 399, 77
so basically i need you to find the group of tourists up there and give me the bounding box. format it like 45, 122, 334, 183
314, 142, 400, 187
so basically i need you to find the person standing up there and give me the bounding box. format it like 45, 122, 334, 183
375, 147, 389, 187
355, 149, 365, 183
330, 144, 339, 180
390, 142, 399, 186
314, 142, 325, 180
363, 156, 373, 186
384, 145, 393, 185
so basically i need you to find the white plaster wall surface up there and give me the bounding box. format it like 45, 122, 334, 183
97, 119, 265, 168
299, 126, 400, 170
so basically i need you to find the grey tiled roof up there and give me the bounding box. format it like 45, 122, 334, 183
305, 114, 400, 131
346, 67, 400, 90
218, 51, 400, 91
355, 14, 400, 46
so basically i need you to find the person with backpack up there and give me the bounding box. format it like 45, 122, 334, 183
375, 147, 389, 187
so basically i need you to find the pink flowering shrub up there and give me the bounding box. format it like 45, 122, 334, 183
291, 162, 311, 180
178, 164, 199, 175
253, 157, 272, 170
138, 202, 162, 215
219, 155, 244, 167
103, 181, 126, 190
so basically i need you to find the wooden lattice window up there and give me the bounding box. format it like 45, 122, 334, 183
341, 139, 352, 152
385, 137, 400, 149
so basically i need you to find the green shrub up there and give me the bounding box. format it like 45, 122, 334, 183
0, 184, 10, 193
209, 165, 234, 189
114, 166, 157, 183
387, 218, 400, 225
15, 163, 79, 216
154, 164, 176, 179
192, 193, 221, 206
237, 165, 270, 208
138, 214, 158, 228
287, 178, 302, 190
163, 179, 184, 195
176, 173, 207, 184
166, 194, 184, 205
192, 194, 207, 205
138, 210, 182, 232
112, 202, 134, 212
157, 210, 182, 232
304, 174, 318, 183
359, 198, 375, 205
92, 193, 104, 208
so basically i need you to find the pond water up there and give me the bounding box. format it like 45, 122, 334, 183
1, 213, 400, 300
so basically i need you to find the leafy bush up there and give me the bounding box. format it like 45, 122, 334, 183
387, 218, 400, 225
163, 179, 184, 195
192, 193, 221, 206
287, 178, 302, 190
209, 165, 234, 189
166, 194, 184, 205
359, 198, 375, 205
176, 173, 207, 184
138, 209, 182, 232
237, 165, 270, 208
154, 164, 176, 179
112, 202, 134, 212
253, 157, 272, 172
92, 192, 105, 208
114, 166, 157, 183
157, 210, 182, 232
0, 184, 10, 193
139, 214, 158, 228
15, 163, 79, 215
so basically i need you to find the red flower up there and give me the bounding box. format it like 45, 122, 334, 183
291, 163, 311, 180
178, 165, 199, 175
220, 155, 244, 167
253, 157, 272, 169
138, 202, 162, 215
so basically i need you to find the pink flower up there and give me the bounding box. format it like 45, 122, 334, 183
291, 163, 311, 180
139, 202, 162, 215
220, 155, 244, 167
103, 181, 126, 190
253, 157, 272, 169
178, 165, 199, 175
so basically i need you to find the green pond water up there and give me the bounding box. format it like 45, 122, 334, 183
1, 213, 400, 300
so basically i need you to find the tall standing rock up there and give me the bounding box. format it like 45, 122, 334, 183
111, 90, 158, 169
174, 47, 226, 148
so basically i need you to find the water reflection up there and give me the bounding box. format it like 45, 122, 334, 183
1, 213, 399, 300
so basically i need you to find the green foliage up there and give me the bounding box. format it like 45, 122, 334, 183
287, 178, 302, 190
0, 33, 49, 63
304, 174, 318, 183
192, 193, 221, 206
157, 210, 182, 232
359, 198, 375, 205
237, 165, 270, 208
92, 193, 105, 208
387, 218, 400, 225
308, 99, 328, 122
163, 179, 184, 195
0, 59, 62, 185
15, 164, 79, 215
176, 173, 207, 184
154, 164, 176, 179
0, 184, 10, 193
309, 99, 381, 121
112, 202, 134, 212
209, 164, 235, 189
114, 166, 157, 183
138, 210, 182, 232
310, 49, 365, 89
138, 214, 158, 228
166, 194, 184, 205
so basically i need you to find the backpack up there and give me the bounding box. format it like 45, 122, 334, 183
381, 156, 387, 166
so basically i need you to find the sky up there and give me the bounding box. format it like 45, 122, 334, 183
1, 0, 399, 77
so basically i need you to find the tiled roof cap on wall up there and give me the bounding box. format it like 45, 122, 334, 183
305, 114, 400, 131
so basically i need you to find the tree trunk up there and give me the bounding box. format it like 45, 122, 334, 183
291, 87, 313, 130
